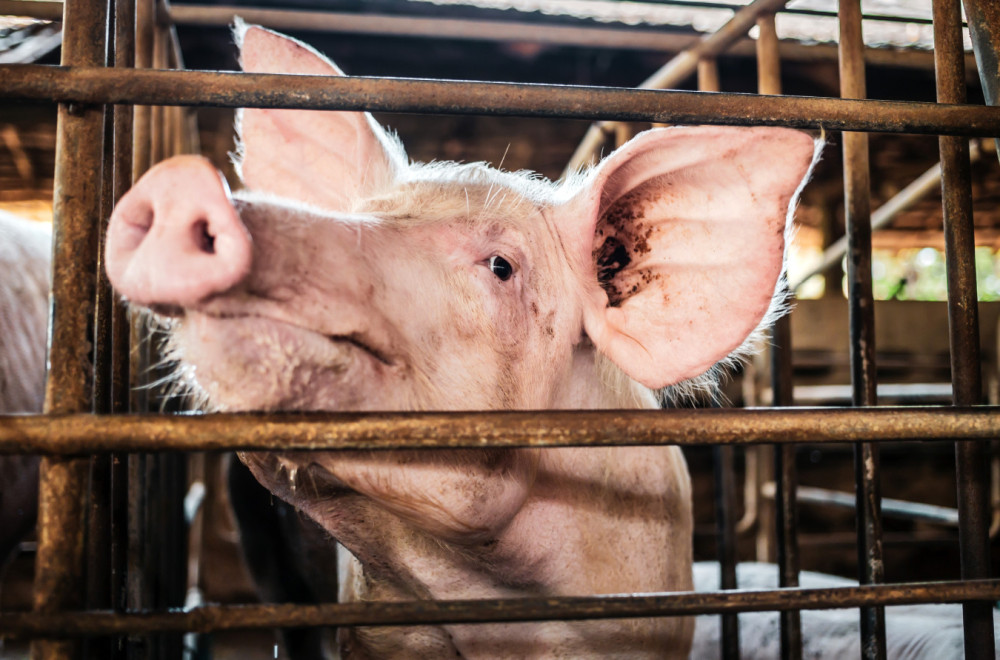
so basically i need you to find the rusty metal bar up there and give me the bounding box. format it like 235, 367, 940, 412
699, 56, 739, 660
132, 0, 153, 182
762, 484, 961, 526
85, 5, 119, 654
757, 11, 801, 659
150, 5, 166, 168
109, 5, 134, 659
934, 1, 995, 657
2, 65, 1000, 136
963, 0, 1000, 158
145, 12, 186, 650
0, 408, 998, 454
84, 6, 117, 651
839, 2, 887, 658
963, 1, 1000, 106
32, 0, 109, 659
712, 439, 740, 660
127, 4, 154, 658
3, 579, 1000, 640
756, 13, 782, 94
698, 58, 721, 93
111, 0, 133, 410
771, 320, 801, 660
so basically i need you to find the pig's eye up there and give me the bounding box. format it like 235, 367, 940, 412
488, 255, 514, 281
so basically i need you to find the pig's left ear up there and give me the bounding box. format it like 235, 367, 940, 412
562, 126, 817, 390
233, 22, 405, 210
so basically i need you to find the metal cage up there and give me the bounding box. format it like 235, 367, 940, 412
1, 0, 999, 658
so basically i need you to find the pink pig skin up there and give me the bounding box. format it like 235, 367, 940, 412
104, 24, 817, 660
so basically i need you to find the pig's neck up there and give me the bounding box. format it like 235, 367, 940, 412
555, 346, 659, 410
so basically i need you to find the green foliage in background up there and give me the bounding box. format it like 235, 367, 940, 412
863, 247, 1000, 301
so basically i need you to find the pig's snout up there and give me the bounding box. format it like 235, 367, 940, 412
106, 155, 252, 309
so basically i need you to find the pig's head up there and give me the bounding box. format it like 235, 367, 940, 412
105, 25, 818, 414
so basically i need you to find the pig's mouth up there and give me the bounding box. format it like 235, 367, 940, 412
151, 307, 393, 365
159, 305, 398, 368
201, 310, 397, 367
166, 309, 402, 412
332, 332, 395, 367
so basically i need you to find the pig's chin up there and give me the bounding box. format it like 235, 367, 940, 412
175, 313, 391, 412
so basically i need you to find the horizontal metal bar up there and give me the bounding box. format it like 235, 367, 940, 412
762, 483, 961, 526
1, 579, 998, 639
0, 408, 997, 455
2, 65, 1000, 136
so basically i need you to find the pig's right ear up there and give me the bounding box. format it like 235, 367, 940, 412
233, 22, 405, 211
560, 126, 817, 390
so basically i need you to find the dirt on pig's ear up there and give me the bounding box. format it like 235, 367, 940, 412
560, 126, 819, 390
232, 22, 406, 211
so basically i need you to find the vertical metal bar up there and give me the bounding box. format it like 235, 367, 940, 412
697, 57, 720, 94
770, 319, 801, 660
755, 13, 781, 96
144, 12, 189, 655
87, 7, 118, 655
132, 0, 153, 183
753, 452, 775, 563
31, 1, 109, 659
112, 0, 135, 399
962, 1, 1000, 158
712, 441, 740, 660
838, 3, 887, 660
757, 12, 802, 660
933, 2, 995, 657
699, 55, 740, 660
150, 10, 168, 167
110, 3, 135, 660
963, 1, 1000, 101
128, 3, 153, 657
126, 452, 147, 660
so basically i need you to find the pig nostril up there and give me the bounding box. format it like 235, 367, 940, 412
193, 219, 216, 254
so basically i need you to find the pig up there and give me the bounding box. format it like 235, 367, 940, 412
103, 24, 817, 659
0, 211, 49, 571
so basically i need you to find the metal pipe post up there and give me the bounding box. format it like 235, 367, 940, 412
31, 1, 109, 658
110, 3, 135, 659
839, 2, 887, 658
697, 55, 740, 660
757, 11, 802, 659
933, 1, 995, 657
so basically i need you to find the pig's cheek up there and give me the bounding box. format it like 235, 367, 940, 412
175, 316, 381, 412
